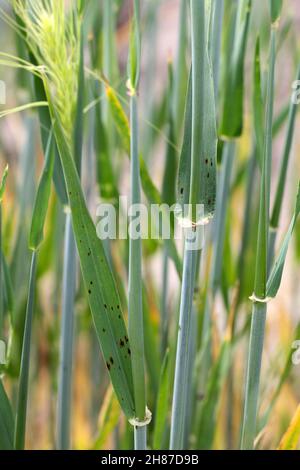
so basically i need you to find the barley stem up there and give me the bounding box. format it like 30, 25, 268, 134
170, 242, 198, 449
240, 27, 276, 450
56, 213, 76, 449
240, 302, 267, 449
14, 251, 37, 450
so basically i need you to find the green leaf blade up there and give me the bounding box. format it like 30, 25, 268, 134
47, 95, 135, 420
29, 133, 54, 251
0, 379, 14, 450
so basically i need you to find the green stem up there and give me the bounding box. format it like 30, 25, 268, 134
14, 250, 37, 450
241, 27, 276, 451
56, 212, 76, 449
134, 426, 147, 450
240, 302, 267, 449
170, 242, 199, 450
128, 93, 146, 449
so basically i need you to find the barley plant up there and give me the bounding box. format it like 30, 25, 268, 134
0, 0, 300, 451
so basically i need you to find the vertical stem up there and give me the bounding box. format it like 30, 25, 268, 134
170, 0, 205, 449
183, 259, 200, 447
57, 212, 76, 449
170, 242, 198, 450
14, 251, 37, 450
240, 302, 267, 449
128, 93, 147, 449
134, 425, 147, 450
241, 27, 276, 451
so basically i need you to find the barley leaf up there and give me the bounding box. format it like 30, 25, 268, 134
277, 405, 300, 450
254, 29, 276, 298
197, 339, 231, 449
92, 386, 120, 450
14, 251, 37, 450
1, 252, 14, 325
259, 323, 300, 431
270, 0, 283, 24
177, 70, 192, 207
73, 24, 85, 175
267, 184, 300, 298
29, 132, 54, 251
31, 56, 68, 205
270, 63, 300, 229
0, 165, 8, 203
0, 379, 14, 450
178, 36, 217, 220
105, 86, 131, 154
94, 94, 119, 203
153, 350, 170, 450
143, 288, 160, 395
127, 0, 141, 91
253, 38, 264, 169
162, 63, 177, 207
220, 0, 252, 138
46, 89, 135, 420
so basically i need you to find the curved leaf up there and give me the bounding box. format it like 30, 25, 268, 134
46, 89, 135, 420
